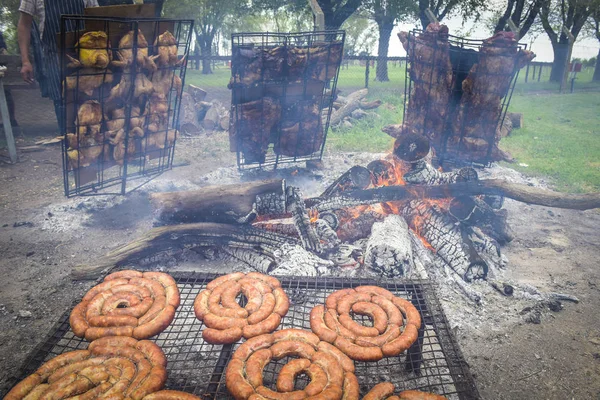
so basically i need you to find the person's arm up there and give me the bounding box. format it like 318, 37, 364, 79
17, 12, 34, 83
0, 32, 7, 54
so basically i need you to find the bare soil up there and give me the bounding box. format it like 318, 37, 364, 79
0, 133, 599, 399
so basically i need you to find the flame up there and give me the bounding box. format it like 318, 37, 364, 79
308, 209, 319, 223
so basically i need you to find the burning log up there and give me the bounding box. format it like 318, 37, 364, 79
287, 187, 322, 254
335, 206, 385, 242
320, 165, 372, 198
364, 215, 415, 278
449, 196, 514, 244
309, 180, 600, 212
72, 223, 298, 280
150, 179, 285, 225
403, 200, 488, 281
252, 219, 298, 238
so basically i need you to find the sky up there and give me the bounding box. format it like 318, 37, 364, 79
387, 17, 599, 63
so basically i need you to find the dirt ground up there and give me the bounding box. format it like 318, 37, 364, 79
0, 130, 599, 399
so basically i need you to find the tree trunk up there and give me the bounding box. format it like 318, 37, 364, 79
550, 41, 569, 82
593, 48, 600, 81
375, 22, 393, 82
200, 41, 213, 75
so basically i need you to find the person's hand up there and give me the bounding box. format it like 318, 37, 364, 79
21, 61, 34, 84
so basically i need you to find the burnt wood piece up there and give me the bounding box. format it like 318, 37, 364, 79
320, 165, 372, 198
404, 161, 478, 186
270, 243, 334, 276
308, 179, 600, 211
71, 223, 298, 280
314, 219, 340, 251
230, 97, 281, 163
398, 23, 453, 149
149, 179, 285, 225
252, 219, 299, 238
329, 88, 368, 126
393, 134, 431, 163
364, 214, 415, 278
403, 200, 488, 281
287, 187, 322, 254
381, 124, 403, 139
449, 196, 514, 244
450, 32, 535, 161
220, 247, 276, 273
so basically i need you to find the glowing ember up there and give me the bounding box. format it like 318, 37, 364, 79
308, 209, 319, 223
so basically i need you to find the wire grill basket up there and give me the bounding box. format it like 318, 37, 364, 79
59, 15, 193, 196
229, 31, 345, 170
402, 30, 528, 166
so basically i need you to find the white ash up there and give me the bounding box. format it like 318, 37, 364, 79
271, 243, 334, 276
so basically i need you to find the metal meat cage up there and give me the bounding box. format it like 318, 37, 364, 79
5, 272, 479, 400
402, 30, 527, 167
60, 16, 194, 196
229, 31, 345, 170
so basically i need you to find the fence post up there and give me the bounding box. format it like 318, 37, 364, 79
538, 64, 542, 82
525, 63, 529, 83
365, 58, 370, 88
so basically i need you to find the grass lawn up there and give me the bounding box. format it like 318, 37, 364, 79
502, 92, 600, 193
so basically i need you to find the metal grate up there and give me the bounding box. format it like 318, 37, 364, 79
5, 272, 478, 399
59, 16, 194, 197
229, 31, 345, 170
402, 30, 527, 167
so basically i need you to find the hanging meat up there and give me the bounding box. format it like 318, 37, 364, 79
108, 30, 156, 103
65, 68, 114, 97
66, 31, 112, 69
230, 97, 281, 163
449, 32, 535, 161
398, 23, 453, 150
228, 45, 286, 87
150, 31, 183, 98
287, 41, 343, 82
275, 98, 324, 157
66, 100, 106, 168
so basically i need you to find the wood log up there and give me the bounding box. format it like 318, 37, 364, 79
309, 179, 600, 212
329, 88, 368, 126
508, 112, 523, 129
188, 84, 207, 103
403, 200, 488, 281
287, 187, 322, 254
314, 219, 340, 251
72, 223, 298, 280
359, 99, 382, 110
497, 116, 513, 138
335, 206, 384, 242
364, 214, 415, 278
150, 179, 285, 225
270, 243, 334, 276
220, 247, 276, 273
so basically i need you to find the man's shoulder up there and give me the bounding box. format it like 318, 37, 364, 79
18, 0, 44, 17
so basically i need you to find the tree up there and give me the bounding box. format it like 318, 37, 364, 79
539, 0, 595, 82
493, 0, 544, 38
163, 0, 249, 74
316, 0, 363, 30
588, 7, 600, 80
341, 14, 377, 56
363, 0, 416, 81
0, 0, 21, 54
416, 0, 487, 31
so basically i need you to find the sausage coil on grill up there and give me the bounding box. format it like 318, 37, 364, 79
225, 328, 358, 400
309, 286, 421, 361
69, 270, 180, 340
194, 272, 289, 344
4, 337, 167, 400
363, 383, 449, 400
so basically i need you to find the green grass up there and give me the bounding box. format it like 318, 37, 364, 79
501, 92, 600, 193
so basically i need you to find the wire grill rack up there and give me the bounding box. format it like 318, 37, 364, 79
402, 30, 527, 167
59, 16, 194, 197
229, 31, 345, 170
5, 272, 478, 400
